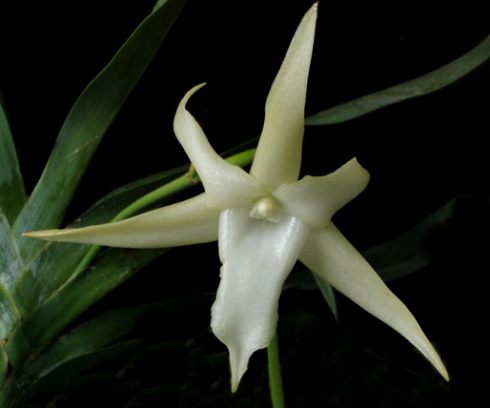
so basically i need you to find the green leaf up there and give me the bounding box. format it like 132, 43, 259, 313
0, 92, 26, 225
0, 212, 24, 294
0, 344, 7, 390
0, 283, 21, 342
1, 296, 211, 406
305, 33, 490, 125
7, 246, 167, 367
1, 340, 142, 408
13, 165, 187, 317
311, 273, 338, 320
0, 214, 23, 379
12, 0, 188, 265
27, 341, 143, 401
362, 197, 460, 281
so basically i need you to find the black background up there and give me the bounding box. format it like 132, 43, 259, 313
1, 0, 489, 406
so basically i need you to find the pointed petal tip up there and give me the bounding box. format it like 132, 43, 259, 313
175, 83, 207, 119
305, 2, 319, 23
419, 346, 449, 382
174, 85, 266, 210
22, 229, 66, 240
441, 365, 450, 382
228, 343, 252, 393
421, 343, 450, 382
230, 365, 246, 393
182, 82, 207, 102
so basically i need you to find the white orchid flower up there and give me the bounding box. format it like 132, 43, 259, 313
24, 3, 448, 391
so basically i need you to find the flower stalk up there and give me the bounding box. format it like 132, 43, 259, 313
268, 332, 285, 408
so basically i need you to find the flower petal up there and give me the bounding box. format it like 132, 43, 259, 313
299, 224, 449, 381
174, 84, 266, 209
274, 158, 370, 229
23, 194, 219, 248
211, 208, 310, 391
250, 3, 317, 189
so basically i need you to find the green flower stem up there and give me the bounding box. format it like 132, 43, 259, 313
114, 147, 256, 222
268, 332, 285, 408
71, 148, 256, 277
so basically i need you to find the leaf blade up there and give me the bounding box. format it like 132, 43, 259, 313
362, 196, 464, 281
12, 0, 188, 264
0, 212, 24, 293
1, 295, 211, 406
306, 33, 490, 125
7, 246, 167, 367
0, 93, 26, 224
311, 272, 338, 320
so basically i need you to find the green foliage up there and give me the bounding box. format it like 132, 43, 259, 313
12, 0, 188, 266
0, 0, 187, 405
305, 33, 490, 125
0, 97, 26, 224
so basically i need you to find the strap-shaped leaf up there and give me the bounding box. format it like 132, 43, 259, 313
305, 33, 490, 125
0, 275, 19, 388
1, 295, 211, 406
0, 344, 7, 391
7, 246, 167, 368
0, 213, 22, 387
364, 195, 481, 282
13, 165, 187, 316
0, 283, 21, 342
0, 214, 23, 371
0, 212, 24, 293
26, 340, 143, 403
12, 0, 188, 265
0, 93, 26, 225
311, 273, 337, 320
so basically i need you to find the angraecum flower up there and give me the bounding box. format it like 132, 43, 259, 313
24, 3, 448, 391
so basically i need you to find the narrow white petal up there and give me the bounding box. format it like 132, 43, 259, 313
212, 208, 310, 391
23, 194, 219, 248
274, 158, 370, 229
174, 84, 265, 209
250, 3, 318, 189
299, 224, 449, 381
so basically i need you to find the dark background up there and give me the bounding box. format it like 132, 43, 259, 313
1, 0, 488, 406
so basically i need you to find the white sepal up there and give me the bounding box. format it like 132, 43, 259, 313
174, 84, 266, 210
274, 158, 370, 229
250, 4, 318, 190
22, 194, 219, 248
299, 224, 449, 381
212, 208, 310, 391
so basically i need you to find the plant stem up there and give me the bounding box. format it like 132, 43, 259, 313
72, 148, 256, 277
268, 332, 285, 408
